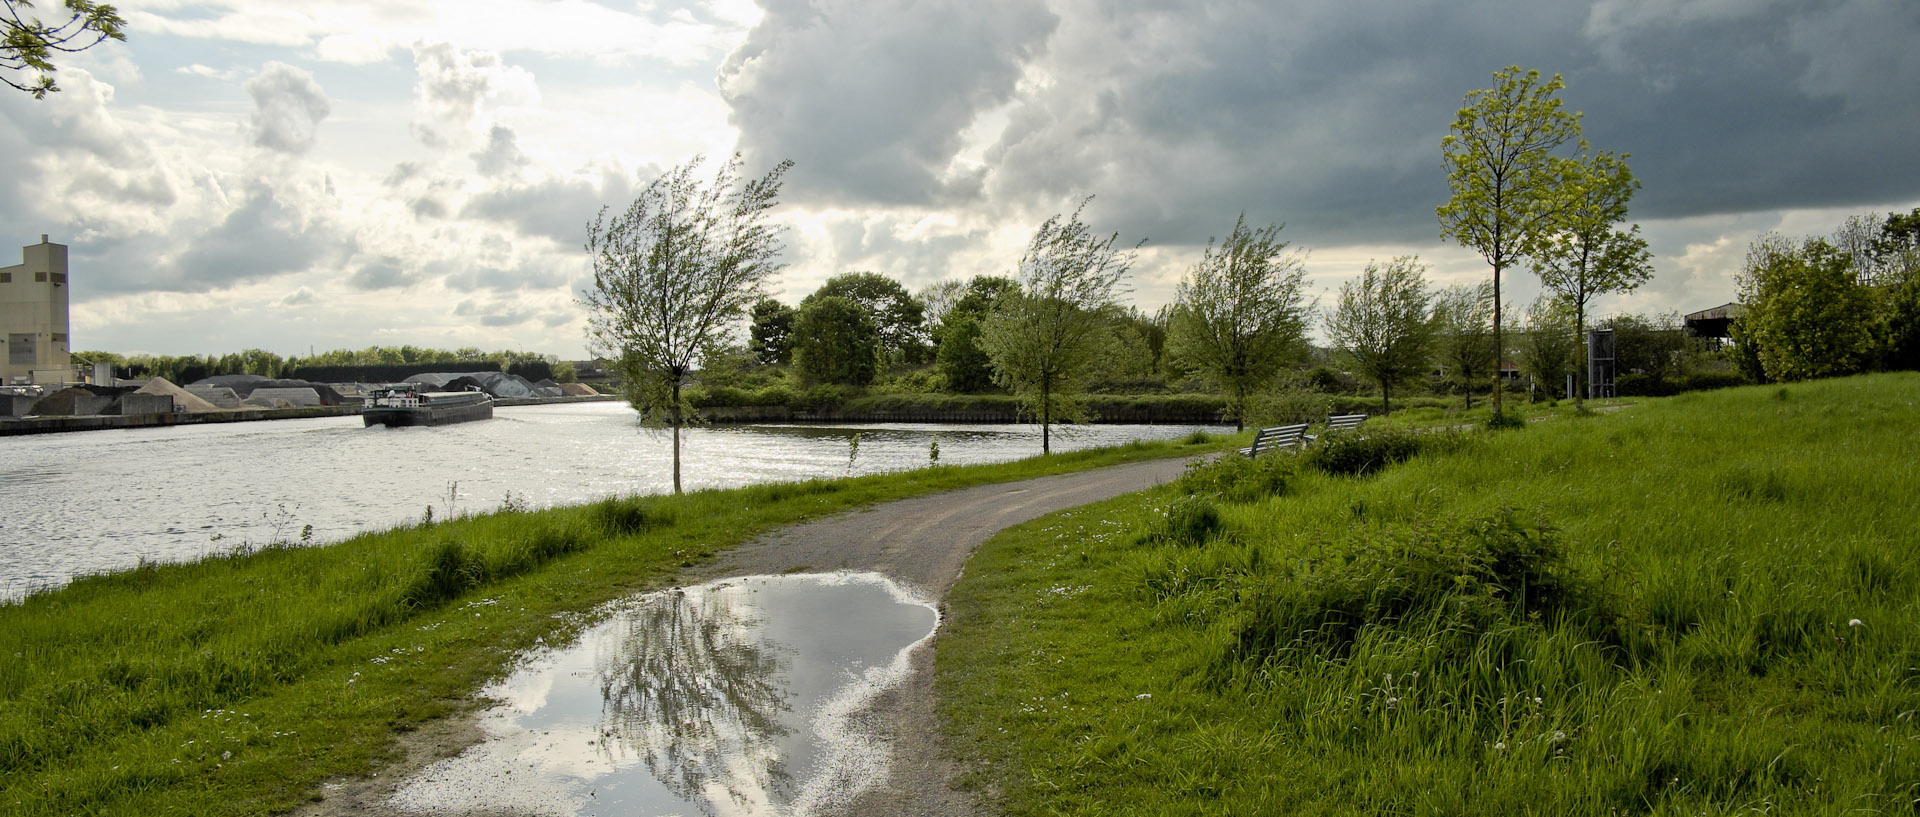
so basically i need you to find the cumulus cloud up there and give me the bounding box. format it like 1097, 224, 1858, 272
246, 62, 332, 154
461, 167, 638, 244
152, 186, 344, 293
472, 126, 528, 176
410, 42, 537, 151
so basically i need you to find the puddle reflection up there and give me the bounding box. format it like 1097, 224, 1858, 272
392, 573, 939, 817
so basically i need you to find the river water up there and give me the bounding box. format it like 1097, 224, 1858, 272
0, 401, 1221, 599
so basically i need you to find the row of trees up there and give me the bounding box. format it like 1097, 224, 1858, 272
578, 67, 1675, 488
77, 346, 575, 385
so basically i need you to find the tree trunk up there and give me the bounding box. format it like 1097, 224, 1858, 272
671, 379, 683, 494
1040, 374, 1052, 455
1383, 382, 1393, 416
1574, 302, 1587, 412
1492, 258, 1505, 418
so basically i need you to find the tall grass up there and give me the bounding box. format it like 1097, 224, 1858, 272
940, 373, 1920, 815
0, 434, 1221, 816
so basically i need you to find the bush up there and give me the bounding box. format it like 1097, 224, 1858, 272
1305, 428, 1427, 476
1141, 495, 1225, 547
1226, 509, 1595, 668
1175, 453, 1299, 503
1680, 371, 1749, 392
1247, 382, 1332, 426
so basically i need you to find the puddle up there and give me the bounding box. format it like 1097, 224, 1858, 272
391, 573, 939, 816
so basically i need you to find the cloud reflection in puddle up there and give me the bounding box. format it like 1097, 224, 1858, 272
390, 572, 939, 816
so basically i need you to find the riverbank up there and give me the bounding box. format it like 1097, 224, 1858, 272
938, 372, 1920, 814
0, 394, 617, 436
0, 432, 1226, 816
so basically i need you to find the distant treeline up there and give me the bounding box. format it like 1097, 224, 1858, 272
76, 346, 578, 385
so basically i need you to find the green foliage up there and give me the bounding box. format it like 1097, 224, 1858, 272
791, 295, 881, 386
1141, 495, 1225, 547
980, 197, 1141, 454
942, 373, 1920, 816
1432, 281, 1497, 409
1229, 510, 1590, 668
934, 315, 996, 393
3, 0, 127, 98
1324, 256, 1439, 414
584, 153, 792, 493
1516, 294, 1577, 390
1532, 150, 1654, 408
804, 272, 930, 363
1599, 311, 1687, 382
747, 297, 795, 365
1166, 214, 1315, 429
1732, 236, 1878, 381
1438, 66, 1585, 416
1174, 450, 1299, 503
1245, 378, 1332, 427
1303, 427, 1438, 476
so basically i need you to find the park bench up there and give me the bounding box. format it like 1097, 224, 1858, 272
1305, 413, 1368, 446
1240, 423, 1309, 457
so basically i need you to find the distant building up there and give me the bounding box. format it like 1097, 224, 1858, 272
1684, 302, 1744, 339
1, 236, 73, 385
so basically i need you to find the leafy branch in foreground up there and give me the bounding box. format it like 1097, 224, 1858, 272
3, 0, 127, 98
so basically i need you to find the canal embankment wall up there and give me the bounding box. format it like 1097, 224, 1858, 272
0, 395, 619, 436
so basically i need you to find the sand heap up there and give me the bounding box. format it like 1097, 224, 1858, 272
135, 377, 222, 413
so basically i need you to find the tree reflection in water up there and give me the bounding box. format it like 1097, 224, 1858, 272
595, 583, 795, 814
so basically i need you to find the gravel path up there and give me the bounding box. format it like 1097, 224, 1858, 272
299, 456, 1192, 816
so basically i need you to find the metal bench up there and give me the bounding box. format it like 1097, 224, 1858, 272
1306, 414, 1367, 446
1239, 423, 1309, 457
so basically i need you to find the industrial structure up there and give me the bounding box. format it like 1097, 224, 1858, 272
1, 236, 73, 385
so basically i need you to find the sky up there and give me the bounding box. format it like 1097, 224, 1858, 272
3, 0, 1917, 360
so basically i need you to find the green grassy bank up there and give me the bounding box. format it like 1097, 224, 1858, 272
940, 372, 1920, 815
0, 435, 1222, 816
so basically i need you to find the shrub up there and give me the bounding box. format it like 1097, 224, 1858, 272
1225, 509, 1594, 669
1305, 428, 1425, 476
1681, 371, 1749, 392
1175, 453, 1299, 503
1247, 382, 1332, 426
1141, 496, 1225, 547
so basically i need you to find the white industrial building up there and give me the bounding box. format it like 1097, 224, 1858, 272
1, 236, 74, 386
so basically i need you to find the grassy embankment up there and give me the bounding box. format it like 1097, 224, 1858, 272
941, 372, 1920, 815
0, 434, 1224, 816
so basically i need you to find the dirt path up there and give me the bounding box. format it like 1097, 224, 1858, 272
300, 456, 1192, 816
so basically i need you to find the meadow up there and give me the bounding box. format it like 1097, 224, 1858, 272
940, 372, 1920, 815
0, 434, 1220, 816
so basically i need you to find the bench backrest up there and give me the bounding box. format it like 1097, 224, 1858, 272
1326, 414, 1367, 431
1248, 423, 1309, 456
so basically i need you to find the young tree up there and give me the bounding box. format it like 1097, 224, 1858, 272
1517, 295, 1578, 397
1165, 214, 1314, 430
791, 295, 881, 386
979, 198, 1139, 454
583, 154, 792, 494
1324, 257, 1439, 415
1437, 65, 1583, 419
3, 0, 126, 98
1532, 151, 1654, 410
1432, 281, 1497, 409
1730, 237, 1877, 382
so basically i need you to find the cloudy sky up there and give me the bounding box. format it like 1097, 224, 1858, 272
4, 0, 1917, 359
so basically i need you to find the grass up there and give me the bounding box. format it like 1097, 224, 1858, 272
939, 372, 1920, 815
0, 432, 1225, 816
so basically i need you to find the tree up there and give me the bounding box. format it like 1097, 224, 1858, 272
1730, 237, 1877, 382
979, 198, 1139, 454
747, 297, 795, 365
1532, 151, 1654, 410
1165, 214, 1314, 429
3, 0, 126, 98
583, 153, 792, 494
1600, 311, 1686, 383
791, 295, 881, 386
1516, 295, 1578, 397
1324, 256, 1439, 415
1438, 65, 1583, 419
803, 271, 929, 363
931, 275, 1019, 393
1432, 281, 1498, 409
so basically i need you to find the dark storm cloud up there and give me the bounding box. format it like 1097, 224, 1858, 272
246, 62, 332, 154
725, 0, 1920, 248
719, 0, 1058, 206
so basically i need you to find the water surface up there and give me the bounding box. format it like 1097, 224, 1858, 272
0, 401, 1223, 597
390, 573, 939, 817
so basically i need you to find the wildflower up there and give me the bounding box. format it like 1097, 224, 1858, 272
1493, 741, 1507, 751
1849, 619, 1863, 628
1135, 693, 1152, 701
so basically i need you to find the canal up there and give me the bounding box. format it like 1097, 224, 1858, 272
0, 401, 1223, 599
